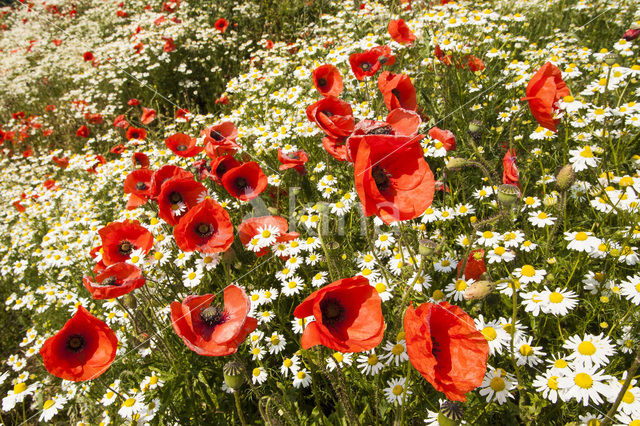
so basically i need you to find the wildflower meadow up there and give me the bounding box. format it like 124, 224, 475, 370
1, 0, 640, 424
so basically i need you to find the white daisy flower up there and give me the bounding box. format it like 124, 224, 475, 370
280, 355, 301, 377
325, 352, 353, 371
565, 231, 601, 252
564, 333, 616, 368
515, 336, 546, 367
513, 265, 546, 285
479, 367, 516, 404
380, 340, 409, 366
356, 350, 384, 376
292, 369, 312, 388
532, 369, 566, 403
383, 377, 411, 405
528, 210, 556, 227
558, 365, 613, 406
251, 366, 268, 385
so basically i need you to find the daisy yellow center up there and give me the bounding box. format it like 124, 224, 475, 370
563, 95, 574, 102
490, 377, 506, 392
375, 282, 387, 293
335, 201, 344, 208
629, 421, 640, 426
580, 146, 593, 158
380, 235, 388, 242
262, 230, 271, 238
578, 341, 597, 356
333, 353, 343, 362
364, 254, 374, 262
43, 399, 54, 410
154, 252, 163, 260
441, 260, 450, 267
554, 359, 568, 368
251, 294, 260, 301
367, 354, 378, 365
525, 197, 535, 205
483, 231, 493, 239
537, 212, 548, 219
549, 292, 563, 303
574, 373, 593, 389
433, 289, 444, 300
575, 232, 588, 241
519, 344, 533, 356
482, 327, 497, 341
494, 247, 506, 255
455, 280, 467, 291
13, 383, 26, 394
264, 291, 272, 298
188, 272, 196, 280
623, 390, 635, 404
284, 359, 293, 367
520, 265, 535, 277
271, 336, 280, 345
124, 398, 136, 407
362, 268, 372, 276
547, 376, 559, 390
391, 344, 404, 355
435, 142, 444, 149
150, 377, 158, 385
288, 281, 297, 289
392, 385, 404, 396
253, 368, 261, 377
297, 371, 306, 380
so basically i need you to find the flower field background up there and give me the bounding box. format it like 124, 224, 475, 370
1, 0, 640, 424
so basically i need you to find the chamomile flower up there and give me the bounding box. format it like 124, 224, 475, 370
486, 246, 516, 263
433, 257, 457, 273
182, 267, 203, 288
326, 352, 353, 371
520, 240, 538, 252
479, 367, 516, 404
384, 377, 411, 405
357, 350, 384, 376
513, 264, 546, 284
477, 230, 502, 246
255, 225, 280, 247
528, 210, 556, 227
118, 392, 146, 420
564, 333, 616, 368
2, 382, 37, 411
371, 280, 394, 301
275, 267, 295, 281
197, 252, 221, 271
291, 316, 313, 334
533, 369, 566, 403
251, 366, 268, 385
445, 277, 475, 302
540, 287, 578, 316
621, 274, 640, 305
565, 231, 601, 252
515, 336, 546, 367
281, 276, 304, 296
520, 290, 545, 316
375, 233, 396, 250
380, 340, 409, 366
280, 355, 301, 377
475, 315, 510, 356
521, 196, 541, 210
292, 369, 312, 388
250, 345, 266, 361
267, 332, 286, 354
558, 365, 612, 406
569, 145, 600, 171
39, 395, 67, 422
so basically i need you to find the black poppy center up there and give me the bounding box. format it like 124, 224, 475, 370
169, 191, 183, 204
391, 88, 401, 98
378, 55, 388, 65
366, 125, 393, 135
102, 276, 120, 286
66, 334, 86, 352
320, 298, 346, 327
372, 166, 392, 193
118, 241, 133, 255
200, 306, 226, 327
195, 222, 214, 237
431, 336, 441, 359
360, 62, 371, 71
135, 182, 147, 190
235, 177, 249, 191
210, 130, 223, 141
131, 131, 141, 138
317, 77, 328, 87
216, 163, 227, 176
176, 144, 188, 151
322, 110, 333, 118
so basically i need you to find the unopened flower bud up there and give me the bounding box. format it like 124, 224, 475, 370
468, 120, 482, 134
223, 361, 245, 391
123, 293, 137, 309
418, 238, 438, 257
445, 157, 470, 172
438, 400, 464, 426
463, 280, 495, 300
497, 184, 521, 207
604, 52, 618, 66
555, 164, 575, 191
222, 247, 236, 264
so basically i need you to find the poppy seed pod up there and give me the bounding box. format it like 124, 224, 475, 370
445, 157, 470, 172
438, 400, 464, 426
556, 164, 575, 191
497, 184, 521, 207
418, 238, 438, 256
604, 53, 618, 66
223, 361, 245, 390
463, 280, 495, 301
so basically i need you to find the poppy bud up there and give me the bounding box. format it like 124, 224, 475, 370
418, 238, 438, 256
604, 52, 618, 66
223, 361, 245, 391
496, 184, 521, 207
438, 400, 464, 426
555, 164, 575, 190
222, 247, 236, 264
468, 120, 483, 141
445, 157, 469, 172
463, 280, 495, 301
123, 293, 137, 309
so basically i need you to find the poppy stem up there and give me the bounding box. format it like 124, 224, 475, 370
601, 347, 640, 426
509, 280, 524, 409
233, 392, 248, 426
317, 212, 337, 282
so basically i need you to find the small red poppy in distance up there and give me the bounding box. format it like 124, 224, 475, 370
82, 51, 94, 61
214, 18, 229, 33
348, 45, 395, 80
277, 149, 309, 174
52, 156, 69, 169
128, 98, 140, 106
221, 161, 268, 201
148, 165, 193, 199
306, 97, 355, 139
157, 178, 207, 226
173, 198, 234, 253
378, 71, 417, 111
353, 134, 435, 224
165, 133, 204, 157
428, 126, 456, 152
294, 276, 384, 352
40, 306, 118, 382
83, 263, 145, 299
76, 125, 90, 138
132, 152, 150, 169
113, 114, 129, 129
175, 108, 190, 121
457, 249, 486, 281
623, 25, 640, 41
99, 220, 154, 266
123, 168, 154, 210
312, 64, 344, 97
209, 155, 241, 184
126, 127, 147, 141
110, 144, 125, 155
502, 148, 520, 188
388, 19, 416, 44
84, 113, 103, 124
203, 122, 240, 157
238, 216, 299, 257
171, 285, 257, 356
404, 302, 489, 401
140, 107, 156, 125
522, 61, 570, 132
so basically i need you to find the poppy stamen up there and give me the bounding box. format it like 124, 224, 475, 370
135, 182, 147, 191
66, 334, 86, 352
391, 88, 401, 99
317, 77, 328, 87
360, 62, 371, 71
195, 222, 214, 237
210, 130, 223, 141
200, 306, 227, 327
102, 276, 119, 286
431, 336, 441, 359
320, 298, 346, 327
216, 163, 227, 176
322, 110, 333, 118
176, 144, 188, 152
372, 166, 392, 193
118, 241, 133, 255
169, 192, 183, 204
235, 177, 249, 191
366, 125, 393, 135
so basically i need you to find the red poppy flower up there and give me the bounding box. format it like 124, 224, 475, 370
623, 26, 640, 41
132, 152, 149, 168
140, 107, 156, 125
12, 201, 25, 212
521, 62, 570, 132
221, 161, 267, 201
126, 127, 147, 141
404, 302, 489, 401
52, 156, 69, 168
203, 122, 240, 158
322, 136, 348, 162
40, 305, 118, 382
165, 133, 203, 157
149, 165, 193, 199
435, 45, 452, 66
124, 168, 153, 209
293, 276, 384, 352
466, 55, 485, 72
128, 98, 140, 106
209, 154, 241, 184
312, 64, 344, 97
428, 126, 456, 151
306, 97, 354, 139
110, 144, 125, 155
157, 177, 207, 226
215, 95, 229, 105
278, 149, 308, 174
388, 19, 416, 44
378, 71, 417, 111
162, 36, 176, 52
214, 17, 229, 33
174, 198, 234, 253
83, 51, 94, 61
353, 133, 435, 224
84, 113, 103, 124
76, 125, 90, 138
83, 263, 145, 299
99, 220, 153, 266
348, 45, 395, 80
113, 114, 129, 129
170, 285, 257, 356
457, 249, 486, 281
238, 215, 298, 257
175, 108, 190, 120
502, 148, 520, 188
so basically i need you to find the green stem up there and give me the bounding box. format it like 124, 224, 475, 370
234, 392, 248, 426
601, 347, 640, 426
